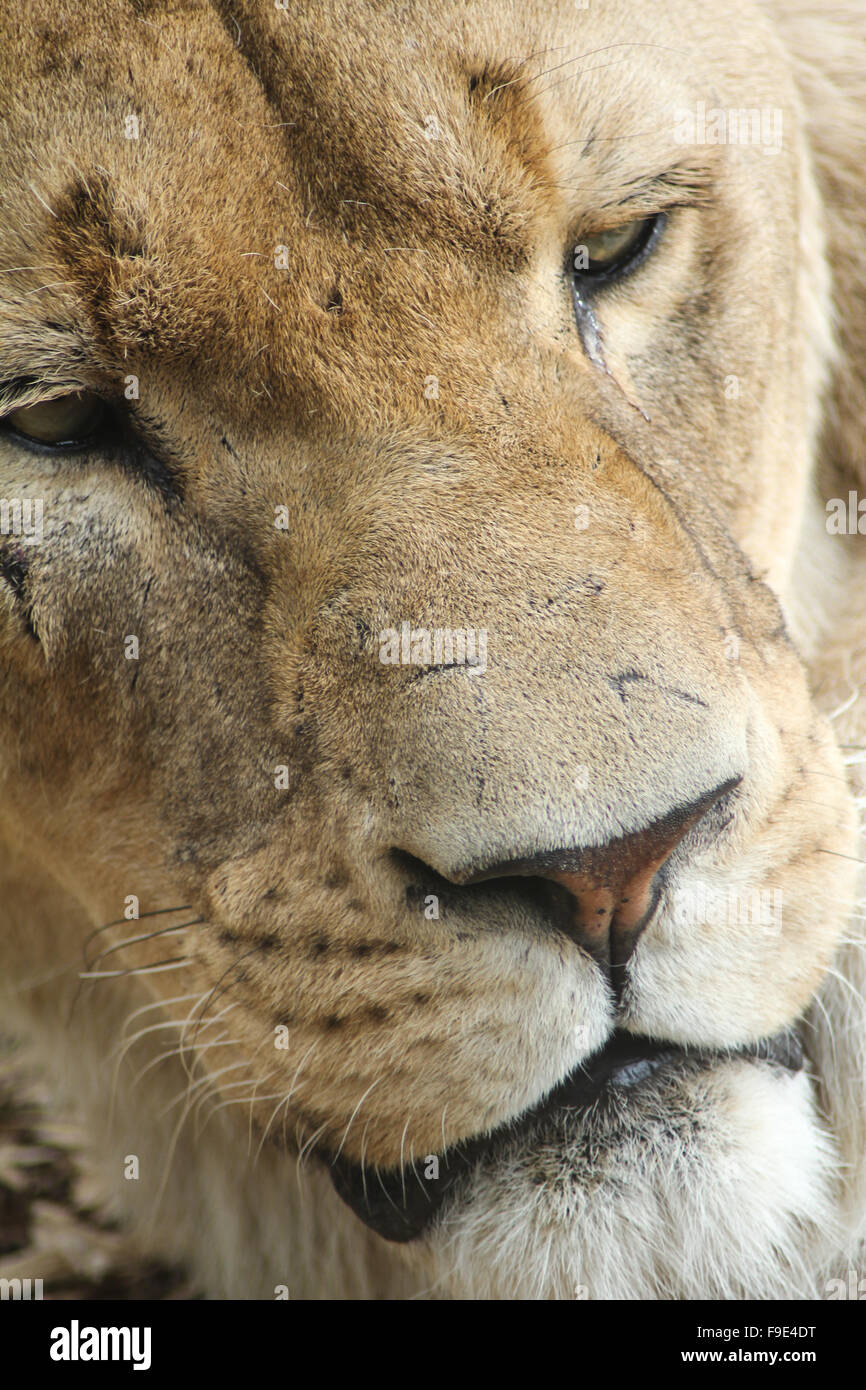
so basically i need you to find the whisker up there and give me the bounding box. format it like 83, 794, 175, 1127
119, 991, 204, 1037
254, 1092, 294, 1165
158, 1057, 249, 1121
241, 1056, 284, 1155
817, 849, 866, 866
191, 1070, 279, 1140
86, 918, 201, 972
81, 904, 194, 964
203, 1084, 284, 1127
820, 963, 866, 1011
113, 1000, 236, 1066
489, 41, 686, 103
398, 1119, 412, 1205
78, 956, 192, 980
108, 1005, 237, 1129
189, 948, 260, 1048
784, 796, 853, 816
800, 768, 855, 783
495, 56, 635, 123
67, 907, 196, 1025
284, 1040, 319, 1112
332, 1077, 383, 1162
358, 1123, 371, 1210
493, 46, 688, 126
297, 1120, 331, 1167
131, 1031, 236, 1092
274, 1040, 322, 1170
807, 989, 840, 1078
828, 691, 860, 723
372, 1162, 406, 1220
175, 990, 218, 1079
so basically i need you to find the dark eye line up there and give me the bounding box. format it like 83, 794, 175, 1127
0, 391, 182, 502
0, 415, 110, 455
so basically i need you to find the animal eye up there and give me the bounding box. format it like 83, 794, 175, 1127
2, 391, 108, 448
572, 214, 663, 285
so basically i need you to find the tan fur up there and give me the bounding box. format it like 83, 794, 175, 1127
1, 0, 865, 1298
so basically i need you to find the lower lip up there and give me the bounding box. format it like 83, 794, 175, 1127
327, 1027, 803, 1243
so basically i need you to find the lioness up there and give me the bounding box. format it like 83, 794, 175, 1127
1, 0, 865, 1300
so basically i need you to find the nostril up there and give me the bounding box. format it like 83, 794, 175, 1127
393, 849, 584, 945
395, 775, 741, 987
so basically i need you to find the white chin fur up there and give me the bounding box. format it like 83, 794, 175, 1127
411, 1061, 840, 1300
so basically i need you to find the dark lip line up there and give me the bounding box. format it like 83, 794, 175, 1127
327, 1026, 804, 1244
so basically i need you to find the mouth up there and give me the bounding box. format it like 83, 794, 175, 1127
327, 1026, 804, 1243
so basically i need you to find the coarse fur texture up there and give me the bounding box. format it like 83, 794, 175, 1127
1, 0, 866, 1299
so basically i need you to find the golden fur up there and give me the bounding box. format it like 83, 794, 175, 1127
1, 0, 865, 1298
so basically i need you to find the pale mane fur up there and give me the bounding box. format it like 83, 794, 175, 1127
1, 0, 866, 1300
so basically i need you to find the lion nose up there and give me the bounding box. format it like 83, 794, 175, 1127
452, 777, 739, 980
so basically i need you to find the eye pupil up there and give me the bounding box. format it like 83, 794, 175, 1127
3, 391, 106, 446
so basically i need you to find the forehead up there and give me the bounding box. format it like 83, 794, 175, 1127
0, 0, 789, 425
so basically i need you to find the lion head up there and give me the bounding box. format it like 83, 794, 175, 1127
2, 0, 865, 1299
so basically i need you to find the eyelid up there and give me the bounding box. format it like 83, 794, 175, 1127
0, 386, 166, 460
0, 381, 97, 418
578, 211, 655, 240
569, 191, 698, 259
571, 212, 667, 290
611, 161, 715, 217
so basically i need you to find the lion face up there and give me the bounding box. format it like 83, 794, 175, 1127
1, 0, 862, 1297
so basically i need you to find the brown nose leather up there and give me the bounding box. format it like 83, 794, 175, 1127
461, 777, 739, 978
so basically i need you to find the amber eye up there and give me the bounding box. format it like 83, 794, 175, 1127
572, 214, 662, 284
3, 391, 107, 447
